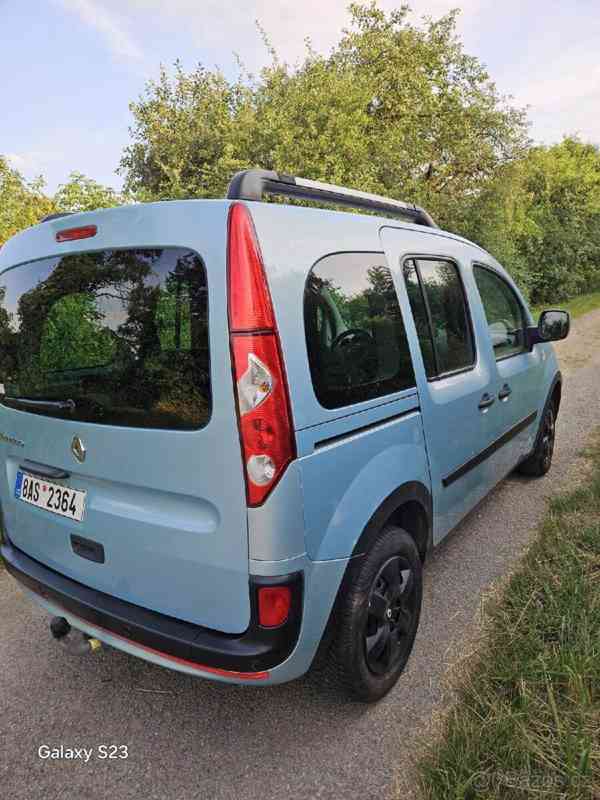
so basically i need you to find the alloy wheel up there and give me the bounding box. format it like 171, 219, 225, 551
364, 556, 418, 675
541, 408, 556, 471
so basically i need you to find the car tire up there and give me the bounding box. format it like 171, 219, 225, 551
517, 403, 556, 477
323, 525, 423, 703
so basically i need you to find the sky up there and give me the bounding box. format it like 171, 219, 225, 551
2, 0, 599, 194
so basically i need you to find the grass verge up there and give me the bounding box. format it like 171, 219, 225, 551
417, 433, 600, 799
532, 290, 600, 321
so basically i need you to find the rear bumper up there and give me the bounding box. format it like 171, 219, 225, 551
1, 537, 302, 679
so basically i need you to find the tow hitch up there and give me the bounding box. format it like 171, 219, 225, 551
50, 616, 103, 655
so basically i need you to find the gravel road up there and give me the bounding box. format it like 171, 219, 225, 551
2, 312, 600, 800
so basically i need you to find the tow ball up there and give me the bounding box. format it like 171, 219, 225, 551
50, 616, 102, 654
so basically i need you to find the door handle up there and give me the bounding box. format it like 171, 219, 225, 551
478, 392, 496, 411
498, 383, 512, 401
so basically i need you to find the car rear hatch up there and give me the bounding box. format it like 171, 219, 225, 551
0, 201, 251, 633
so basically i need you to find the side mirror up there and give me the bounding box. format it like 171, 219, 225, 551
538, 309, 570, 342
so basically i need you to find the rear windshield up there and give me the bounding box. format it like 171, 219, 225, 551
0, 248, 211, 430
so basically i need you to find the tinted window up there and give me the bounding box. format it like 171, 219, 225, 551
0, 248, 210, 430
473, 265, 526, 360
403, 261, 436, 379
403, 258, 475, 377
304, 253, 415, 408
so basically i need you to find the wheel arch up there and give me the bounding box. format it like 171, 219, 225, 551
528, 370, 562, 458
311, 481, 432, 671
351, 481, 433, 564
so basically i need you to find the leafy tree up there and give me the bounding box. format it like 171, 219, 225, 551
39, 293, 116, 372
53, 172, 123, 213
459, 138, 600, 303
0, 157, 54, 245
119, 65, 252, 200
0, 287, 17, 381
0, 160, 123, 247
516, 138, 600, 302
120, 2, 529, 219
2, 4, 600, 309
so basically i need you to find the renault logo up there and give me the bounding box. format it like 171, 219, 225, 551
71, 435, 86, 463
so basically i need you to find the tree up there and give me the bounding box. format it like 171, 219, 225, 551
458, 137, 600, 303
0, 160, 123, 247
39, 293, 116, 372
516, 138, 600, 302
119, 65, 253, 200
53, 172, 123, 213
0, 157, 54, 245
119, 2, 529, 221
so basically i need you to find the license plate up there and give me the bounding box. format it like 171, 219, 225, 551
15, 471, 86, 522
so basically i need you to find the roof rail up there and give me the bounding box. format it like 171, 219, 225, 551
227, 169, 437, 228
40, 212, 75, 223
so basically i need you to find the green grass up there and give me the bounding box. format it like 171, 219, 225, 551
417, 434, 600, 800
532, 290, 600, 321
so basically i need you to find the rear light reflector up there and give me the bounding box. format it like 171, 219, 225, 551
55, 225, 97, 242
228, 203, 295, 507
258, 586, 292, 628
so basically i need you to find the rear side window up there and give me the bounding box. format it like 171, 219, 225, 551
403, 258, 475, 378
0, 248, 210, 430
304, 252, 415, 409
473, 265, 526, 360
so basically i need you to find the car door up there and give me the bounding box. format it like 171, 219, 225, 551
380, 228, 506, 543
471, 263, 544, 466
0, 202, 251, 634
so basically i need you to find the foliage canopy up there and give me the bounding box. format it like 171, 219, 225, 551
120, 2, 530, 224
3, 3, 600, 304
0, 161, 123, 247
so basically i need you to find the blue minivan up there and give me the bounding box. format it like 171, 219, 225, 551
0, 170, 569, 701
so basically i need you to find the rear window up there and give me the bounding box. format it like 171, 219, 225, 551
0, 248, 210, 430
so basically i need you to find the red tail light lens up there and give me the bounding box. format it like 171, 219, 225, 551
227, 203, 274, 332
231, 334, 295, 504
258, 586, 292, 628
228, 203, 295, 507
55, 225, 97, 242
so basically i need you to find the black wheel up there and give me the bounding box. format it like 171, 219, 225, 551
518, 404, 556, 477
323, 526, 423, 702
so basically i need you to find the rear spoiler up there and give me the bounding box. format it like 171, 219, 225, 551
227, 169, 437, 228
40, 212, 75, 223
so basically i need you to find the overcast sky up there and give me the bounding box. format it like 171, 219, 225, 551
2, 0, 599, 193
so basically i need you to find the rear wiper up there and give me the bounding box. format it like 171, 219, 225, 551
3, 397, 76, 411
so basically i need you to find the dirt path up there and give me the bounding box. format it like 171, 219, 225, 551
553, 306, 600, 374
1, 310, 600, 800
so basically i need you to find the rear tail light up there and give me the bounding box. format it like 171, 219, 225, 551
55, 225, 97, 242
227, 203, 295, 507
258, 586, 292, 628
236, 351, 273, 414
